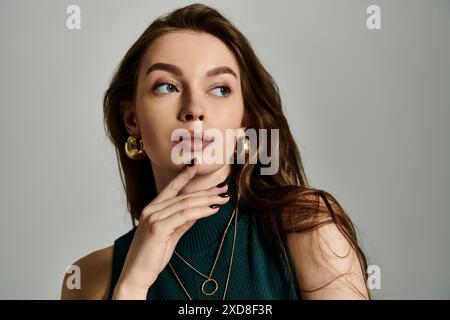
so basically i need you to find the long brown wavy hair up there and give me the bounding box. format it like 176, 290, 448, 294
103, 3, 370, 299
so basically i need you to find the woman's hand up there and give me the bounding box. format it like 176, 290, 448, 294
112, 160, 230, 299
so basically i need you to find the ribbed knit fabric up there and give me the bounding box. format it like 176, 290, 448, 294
107, 176, 301, 300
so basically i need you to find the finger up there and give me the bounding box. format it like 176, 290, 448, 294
172, 220, 196, 242
145, 182, 229, 216
150, 193, 230, 222
158, 206, 220, 234
152, 158, 199, 205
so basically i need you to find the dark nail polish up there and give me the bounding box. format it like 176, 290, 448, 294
219, 193, 230, 198
215, 181, 227, 188
188, 157, 197, 167
209, 204, 220, 209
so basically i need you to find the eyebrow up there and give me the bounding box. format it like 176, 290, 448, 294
145, 63, 238, 79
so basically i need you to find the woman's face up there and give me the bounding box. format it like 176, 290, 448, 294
123, 30, 245, 176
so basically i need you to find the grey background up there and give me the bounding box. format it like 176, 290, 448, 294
0, 0, 449, 299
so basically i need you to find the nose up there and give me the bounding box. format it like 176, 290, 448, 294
179, 104, 205, 121
181, 112, 204, 121
179, 91, 206, 122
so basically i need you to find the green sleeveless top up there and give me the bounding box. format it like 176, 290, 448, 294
107, 176, 301, 300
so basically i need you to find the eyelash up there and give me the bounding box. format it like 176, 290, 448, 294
152, 81, 234, 97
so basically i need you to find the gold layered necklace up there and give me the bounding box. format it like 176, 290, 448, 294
168, 192, 240, 300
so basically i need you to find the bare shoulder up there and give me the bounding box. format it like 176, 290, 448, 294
60, 245, 114, 300
285, 193, 370, 299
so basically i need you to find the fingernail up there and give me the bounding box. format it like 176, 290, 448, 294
215, 181, 227, 188
219, 193, 230, 198
209, 204, 220, 209
188, 157, 197, 167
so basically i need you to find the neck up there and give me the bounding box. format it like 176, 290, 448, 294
172, 174, 239, 254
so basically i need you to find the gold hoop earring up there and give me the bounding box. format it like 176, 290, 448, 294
234, 136, 250, 160
125, 136, 146, 160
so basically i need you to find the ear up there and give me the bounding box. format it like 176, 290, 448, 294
120, 101, 139, 136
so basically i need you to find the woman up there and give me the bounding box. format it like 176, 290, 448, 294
61, 3, 370, 300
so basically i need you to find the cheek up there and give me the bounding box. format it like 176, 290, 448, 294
213, 105, 245, 158
138, 108, 173, 160
220, 102, 244, 129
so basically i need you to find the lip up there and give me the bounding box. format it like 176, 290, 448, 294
171, 130, 215, 143
185, 130, 214, 142
172, 130, 214, 150
174, 138, 213, 151
171, 130, 215, 151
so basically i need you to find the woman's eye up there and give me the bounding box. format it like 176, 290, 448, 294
153, 82, 178, 94
210, 86, 232, 97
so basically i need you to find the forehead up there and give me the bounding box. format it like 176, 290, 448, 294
141, 30, 240, 79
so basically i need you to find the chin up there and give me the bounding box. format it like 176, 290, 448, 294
193, 162, 226, 175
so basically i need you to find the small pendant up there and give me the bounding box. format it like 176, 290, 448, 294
201, 278, 218, 296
